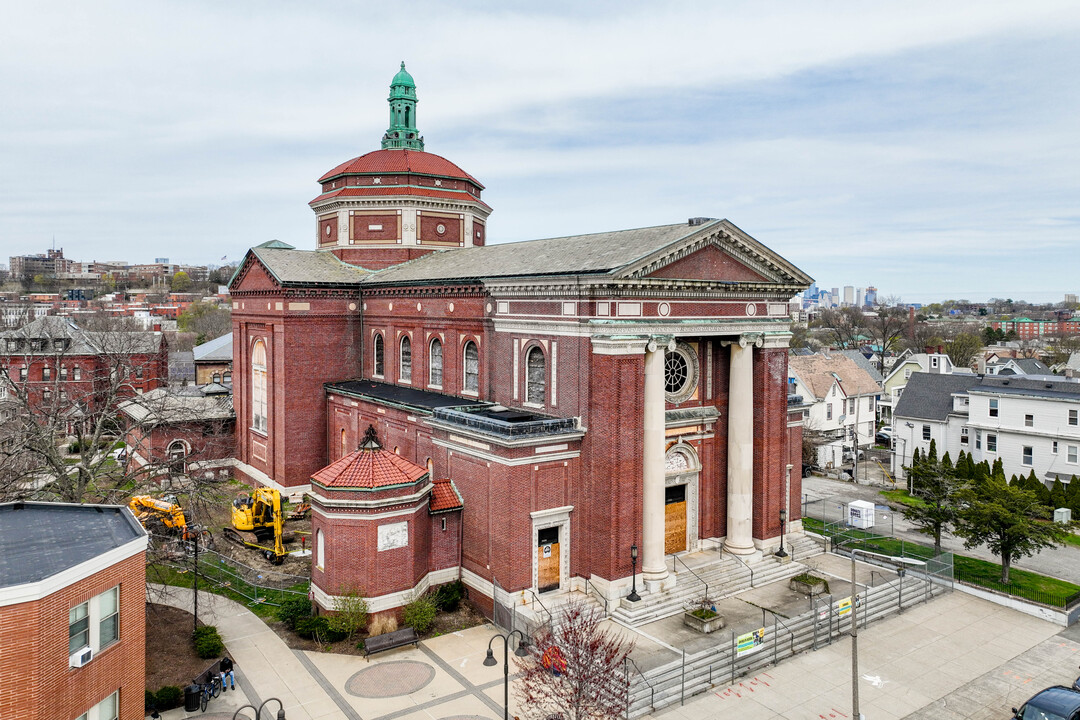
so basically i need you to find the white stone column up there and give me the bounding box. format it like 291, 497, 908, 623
641, 337, 670, 589
724, 337, 756, 555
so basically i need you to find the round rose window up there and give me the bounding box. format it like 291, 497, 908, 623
664, 342, 699, 403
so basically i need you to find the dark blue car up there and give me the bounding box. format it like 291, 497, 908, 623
1014, 686, 1080, 720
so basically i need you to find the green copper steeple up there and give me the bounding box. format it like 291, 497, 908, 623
381, 62, 424, 151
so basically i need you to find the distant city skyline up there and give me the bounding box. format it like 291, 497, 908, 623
2, 2, 1079, 298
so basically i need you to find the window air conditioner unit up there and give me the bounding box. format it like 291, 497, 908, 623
69, 647, 93, 668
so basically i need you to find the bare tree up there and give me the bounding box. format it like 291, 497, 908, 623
864, 303, 907, 374
944, 331, 983, 369
1046, 332, 1080, 366
514, 598, 635, 720
813, 307, 866, 350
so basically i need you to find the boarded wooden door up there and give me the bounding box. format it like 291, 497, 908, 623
665, 485, 687, 555
537, 527, 561, 593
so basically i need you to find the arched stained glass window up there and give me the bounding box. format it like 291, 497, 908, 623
252, 340, 268, 433
526, 346, 545, 405
429, 338, 443, 386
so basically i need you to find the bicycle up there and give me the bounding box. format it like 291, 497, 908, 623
198, 673, 222, 712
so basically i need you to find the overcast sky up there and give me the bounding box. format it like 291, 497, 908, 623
2, 1, 1078, 303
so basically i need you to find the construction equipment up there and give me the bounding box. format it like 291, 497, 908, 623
223, 488, 287, 564
128, 495, 212, 550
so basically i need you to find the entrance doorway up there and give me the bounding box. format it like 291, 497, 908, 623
665, 484, 687, 555
537, 527, 561, 593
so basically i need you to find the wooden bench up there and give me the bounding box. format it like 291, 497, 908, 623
363, 627, 419, 660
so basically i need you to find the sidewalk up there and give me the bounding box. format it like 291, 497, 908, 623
149, 584, 344, 719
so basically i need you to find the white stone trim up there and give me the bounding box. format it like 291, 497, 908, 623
531, 506, 573, 595
310, 483, 432, 510
313, 566, 459, 614
310, 500, 429, 521
433, 437, 581, 465
0, 536, 147, 608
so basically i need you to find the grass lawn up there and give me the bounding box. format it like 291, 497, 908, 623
880, 489, 927, 509
147, 562, 307, 620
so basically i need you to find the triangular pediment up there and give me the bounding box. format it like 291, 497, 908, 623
229, 252, 281, 292
614, 219, 812, 289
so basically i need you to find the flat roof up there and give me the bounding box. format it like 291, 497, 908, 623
325, 379, 488, 413
0, 502, 146, 588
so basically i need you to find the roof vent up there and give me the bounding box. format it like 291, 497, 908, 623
688, 217, 716, 226
1002, 380, 1009, 385
1046, 383, 1053, 389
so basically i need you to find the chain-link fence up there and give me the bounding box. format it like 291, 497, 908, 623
149, 546, 309, 609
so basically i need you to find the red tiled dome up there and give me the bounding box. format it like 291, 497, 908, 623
311, 445, 428, 489
318, 149, 482, 187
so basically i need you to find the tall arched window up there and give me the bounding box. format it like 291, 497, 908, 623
463, 341, 479, 393
340, 428, 347, 459
316, 529, 324, 571
399, 335, 412, 382
526, 346, 546, 405
373, 333, 384, 377
429, 338, 443, 387
251, 340, 268, 433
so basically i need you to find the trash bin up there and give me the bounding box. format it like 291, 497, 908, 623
184, 684, 201, 712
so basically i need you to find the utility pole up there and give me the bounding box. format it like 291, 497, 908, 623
192, 533, 199, 634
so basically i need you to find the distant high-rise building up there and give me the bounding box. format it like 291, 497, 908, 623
843, 286, 855, 306
1066, 293, 1078, 305
832, 288, 840, 305
866, 286, 878, 306
856, 287, 865, 307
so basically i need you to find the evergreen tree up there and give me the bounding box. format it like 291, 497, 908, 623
1050, 478, 1067, 509
901, 452, 963, 555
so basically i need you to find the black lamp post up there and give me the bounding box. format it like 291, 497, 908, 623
233, 698, 286, 720
484, 629, 530, 720
627, 543, 641, 602
775, 509, 788, 558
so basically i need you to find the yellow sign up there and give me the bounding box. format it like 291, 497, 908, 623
838, 596, 852, 617
736, 627, 766, 655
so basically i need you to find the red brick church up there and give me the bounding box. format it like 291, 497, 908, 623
228, 64, 811, 615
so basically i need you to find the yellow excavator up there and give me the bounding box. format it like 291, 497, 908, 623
128, 495, 212, 548
223, 488, 288, 564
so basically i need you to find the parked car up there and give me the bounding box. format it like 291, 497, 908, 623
1012, 685, 1080, 720
875, 426, 893, 445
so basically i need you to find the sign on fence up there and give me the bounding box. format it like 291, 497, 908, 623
736, 627, 766, 655
838, 596, 852, 617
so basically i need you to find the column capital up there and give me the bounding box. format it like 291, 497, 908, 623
720, 333, 764, 348
646, 335, 676, 353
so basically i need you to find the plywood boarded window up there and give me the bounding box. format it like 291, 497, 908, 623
526, 346, 545, 404
429, 338, 443, 386
399, 335, 412, 382
463, 341, 479, 392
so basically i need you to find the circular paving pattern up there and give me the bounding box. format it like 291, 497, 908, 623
345, 660, 436, 698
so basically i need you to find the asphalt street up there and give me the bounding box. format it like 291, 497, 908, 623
801, 472, 1080, 585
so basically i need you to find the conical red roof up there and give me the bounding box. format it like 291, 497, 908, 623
312, 445, 428, 489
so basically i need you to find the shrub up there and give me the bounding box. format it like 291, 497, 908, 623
192, 625, 225, 658
368, 614, 398, 637
294, 615, 347, 643
276, 594, 312, 630
327, 586, 368, 639
402, 594, 437, 634
153, 685, 184, 710
144, 690, 155, 711
432, 580, 465, 612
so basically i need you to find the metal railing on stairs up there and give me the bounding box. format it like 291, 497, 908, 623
671, 554, 709, 602
729, 551, 754, 588
623, 657, 654, 720
524, 588, 553, 631
585, 577, 610, 615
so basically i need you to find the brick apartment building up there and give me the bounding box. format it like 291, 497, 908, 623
0, 502, 148, 720
229, 65, 812, 614
0, 316, 168, 425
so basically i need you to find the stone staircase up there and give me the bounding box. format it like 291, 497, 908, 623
611, 534, 825, 627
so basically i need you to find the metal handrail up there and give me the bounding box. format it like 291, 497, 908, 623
624, 656, 654, 719
672, 554, 709, 602
584, 578, 610, 615
730, 551, 754, 588
526, 589, 553, 629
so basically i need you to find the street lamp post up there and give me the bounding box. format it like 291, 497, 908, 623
775, 509, 788, 558
233, 697, 286, 720
484, 629, 530, 720
628, 544, 641, 602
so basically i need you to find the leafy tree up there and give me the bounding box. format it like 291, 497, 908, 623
901, 446, 962, 554
327, 585, 369, 639
515, 598, 634, 720
178, 301, 231, 346
982, 326, 1006, 345
170, 271, 193, 292
945, 332, 982, 368
953, 476, 1069, 584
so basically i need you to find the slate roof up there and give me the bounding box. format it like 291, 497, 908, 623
0, 316, 164, 355
244, 243, 372, 286
365, 223, 705, 284
968, 376, 1080, 401
1013, 358, 1050, 374
893, 373, 982, 422
430, 479, 464, 513
118, 387, 234, 424
837, 350, 884, 385
788, 353, 882, 400
193, 333, 233, 363
311, 444, 428, 489
0, 502, 146, 588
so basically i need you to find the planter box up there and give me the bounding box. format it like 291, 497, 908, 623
683, 609, 724, 633
790, 576, 827, 595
